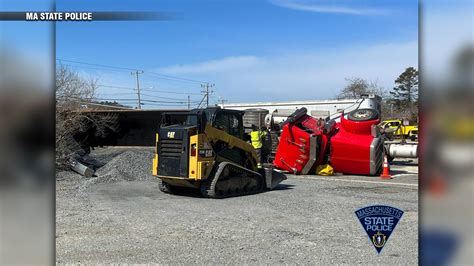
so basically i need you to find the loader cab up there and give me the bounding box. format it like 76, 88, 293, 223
160, 107, 244, 139
156, 107, 246, 178
208, 108, 244, 139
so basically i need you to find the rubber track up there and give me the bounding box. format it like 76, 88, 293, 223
159, 180, 175, 194
201, 162, 264, 199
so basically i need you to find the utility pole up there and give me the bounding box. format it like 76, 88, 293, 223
218, 96, 227, 107
187, 95, 191, 110
131, 70, 144, 109
201, 83, 215, 107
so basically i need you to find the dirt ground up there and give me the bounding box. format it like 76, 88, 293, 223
56, 147, 418, 264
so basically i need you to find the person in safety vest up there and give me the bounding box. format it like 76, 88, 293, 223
250, 124, 267, 168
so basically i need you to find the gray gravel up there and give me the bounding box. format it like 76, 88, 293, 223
58, 147, 156, 195
56, 147, 418, 264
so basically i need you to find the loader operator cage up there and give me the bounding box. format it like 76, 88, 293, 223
161, 112, 201, 132
159, 109, 216, 133
160, 108, 244, 139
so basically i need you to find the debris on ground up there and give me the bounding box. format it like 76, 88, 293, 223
69, 159, 94, 178
57, 147, 156, 191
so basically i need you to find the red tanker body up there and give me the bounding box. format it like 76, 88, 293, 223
329, 109, 383, 175
273, 108, 384, 176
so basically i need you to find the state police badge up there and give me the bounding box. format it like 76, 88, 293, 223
355, 205, 404, 254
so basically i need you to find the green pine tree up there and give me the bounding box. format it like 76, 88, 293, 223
390, 67, 419, 108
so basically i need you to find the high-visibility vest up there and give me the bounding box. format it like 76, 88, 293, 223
251, 130, 266, 149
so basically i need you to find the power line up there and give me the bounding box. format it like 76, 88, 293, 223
97, 84, 136, 91
196, 96, 206, 108
58, 59, 141, 72
145, 71, 207, 84
140, 94, 199, 103
94, 98, 141, 101
58, 62, 132, 74
58, 59, 210, 108
94, 88, 201, 102
64, 96, 193, 109
140, 93, 188, 101
93, 98, 197, 104
143, 99, 201, 104
97, 83, 202, 96
142, 99, 190, 104
97, 92, 136, 96
139, 88, 201, 95
57, 59, 208, 84
141, 103, 190, 107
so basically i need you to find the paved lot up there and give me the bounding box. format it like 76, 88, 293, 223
56, 150, 418, 264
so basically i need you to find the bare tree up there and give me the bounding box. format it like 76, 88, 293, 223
336, 77, 399, 119
337, 77, 367, 99
56, 65, 118, 168
337, 77, 386, 100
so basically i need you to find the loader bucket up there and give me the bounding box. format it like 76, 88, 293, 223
263, 164, 287, 189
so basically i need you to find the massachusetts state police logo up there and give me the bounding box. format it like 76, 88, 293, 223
355, 205, 404, 254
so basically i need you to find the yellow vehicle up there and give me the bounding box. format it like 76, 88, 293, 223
381, 119, 418, 140
152, 107, 286, 198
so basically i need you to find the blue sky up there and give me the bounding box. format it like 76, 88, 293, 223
56, 0, 418, 66
3, 0, 421, 108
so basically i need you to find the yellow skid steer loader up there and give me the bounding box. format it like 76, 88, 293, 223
152, 107, 286, 198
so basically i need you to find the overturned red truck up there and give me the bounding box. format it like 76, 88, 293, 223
273, 108, 384, 176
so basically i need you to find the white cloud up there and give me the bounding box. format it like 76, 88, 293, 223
269, 0, 389, 15
156, 41, 418, 103
160, 56, 262, 75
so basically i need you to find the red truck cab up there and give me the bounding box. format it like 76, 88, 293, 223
273, 108, 384, 176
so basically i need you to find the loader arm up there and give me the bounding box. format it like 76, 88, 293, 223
204, 123, 259, 171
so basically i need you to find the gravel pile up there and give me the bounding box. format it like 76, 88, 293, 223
69, 148, 157, 190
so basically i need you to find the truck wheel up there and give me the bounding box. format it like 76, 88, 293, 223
347, 108, 379, 121
159, 180, 175, 194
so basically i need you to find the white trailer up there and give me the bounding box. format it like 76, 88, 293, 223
219, 94, 382, 122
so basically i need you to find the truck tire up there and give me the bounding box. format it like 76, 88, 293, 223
347, 108, 379, 122
159, 180, 175, 194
